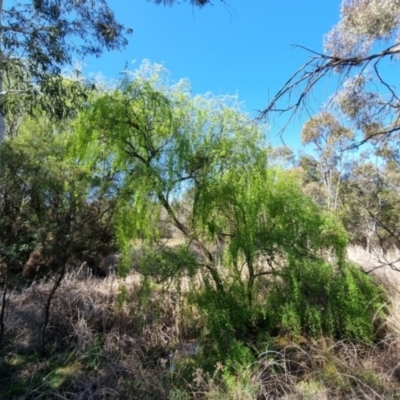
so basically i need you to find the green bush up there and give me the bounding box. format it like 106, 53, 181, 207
264, 258, 386, 343
190, 285, 257, 365
191, 258, 385, 369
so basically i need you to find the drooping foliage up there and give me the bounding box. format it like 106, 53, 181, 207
74, 62, 267, 285
0, 57, 387, 363
73, 63, 385, 363
265, 258, 385, 342
191, 167, 384, 361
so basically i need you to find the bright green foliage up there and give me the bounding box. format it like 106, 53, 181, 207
251, 172, 385, 343
255, 169, 348, 259
74, 62, 266, 289
191, 285, 257, 366
191, 168, 364, 359
265, 259, 386, 342
73, 62, 386, 362
135, 245, 199, 283
196, 165, 348, 299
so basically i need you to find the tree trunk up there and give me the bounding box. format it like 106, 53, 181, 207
157, 190, 224, 293
0, 261, 8, 347
0, 0, 4, 169
40, 264, 66, 355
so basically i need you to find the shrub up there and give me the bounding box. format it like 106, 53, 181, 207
264, 258, 386, 343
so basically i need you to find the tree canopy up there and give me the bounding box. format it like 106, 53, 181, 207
0, 0, 221, 161
263, 0, 400, 149
71, 63, 381, 351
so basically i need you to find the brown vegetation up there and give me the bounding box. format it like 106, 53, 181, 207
1, 247, 400, 399
22, 249, 55, 280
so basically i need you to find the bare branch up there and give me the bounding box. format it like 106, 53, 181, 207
260, 43, 400, 141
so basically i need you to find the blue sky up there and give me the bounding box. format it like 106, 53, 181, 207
84, 1, 342, 148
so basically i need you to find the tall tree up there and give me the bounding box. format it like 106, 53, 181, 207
0, 0, 132, 164
74, 63, 373, 347
340, 145, 400, 258
301, 112, 354, 211
0, 0, 221, 163
263, 0, 400, 149
74, 62, 266, 293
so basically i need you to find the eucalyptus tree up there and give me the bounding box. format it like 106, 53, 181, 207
340, 147, 400, 258
263, 0, 400, 149
0, 0, 134, 162
301, 112, 354, 212
262, 0, 400, 259
340, 161, 386, 252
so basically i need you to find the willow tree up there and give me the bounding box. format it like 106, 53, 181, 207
74, 64, 384, 343
74, 63, 266, 293
73, 63, 387, 354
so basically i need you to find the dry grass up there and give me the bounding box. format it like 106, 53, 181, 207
0, 271, 195, 399
253, 335, 400, 399
347, 245, 400, 293
1, 248, 400, 399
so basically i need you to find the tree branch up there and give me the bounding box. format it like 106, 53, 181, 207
260, 43, 400, 143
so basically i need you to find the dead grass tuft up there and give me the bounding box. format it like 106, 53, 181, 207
0, 271, 195, 399
254, 336, 400, 399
